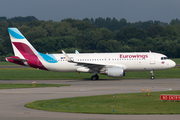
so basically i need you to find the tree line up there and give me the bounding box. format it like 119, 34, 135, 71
0, 16, 180, 60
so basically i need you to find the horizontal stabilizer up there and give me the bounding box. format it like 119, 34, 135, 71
6, 56, 27, 62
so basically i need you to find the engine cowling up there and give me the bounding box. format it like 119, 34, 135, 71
106, 67, 125, 77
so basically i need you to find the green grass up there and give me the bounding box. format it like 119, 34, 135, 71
172, 58, 180, 65
0, 61, 19, 66
0, 83, 70, 89
0, 67, 179, 80
25, 90, 180, 114
0, 68, 92, 80
124, 66, 180, 79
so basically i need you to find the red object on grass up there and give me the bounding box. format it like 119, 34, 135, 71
161, 95, 180, 101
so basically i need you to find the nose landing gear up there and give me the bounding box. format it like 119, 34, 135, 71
150, 70, 155, 80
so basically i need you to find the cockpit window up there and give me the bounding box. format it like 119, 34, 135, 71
161, 57, 169, 60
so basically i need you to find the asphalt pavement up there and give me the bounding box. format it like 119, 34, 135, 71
0, 79, 180, 120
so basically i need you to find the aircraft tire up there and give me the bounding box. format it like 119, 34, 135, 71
151, 76, 155, 80
97, 75, 99, 80
91, 76, 96, 81
91, 75, 99, 81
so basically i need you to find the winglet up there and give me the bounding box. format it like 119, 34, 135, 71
75, 50, 79, 54
62, 50, 73, 62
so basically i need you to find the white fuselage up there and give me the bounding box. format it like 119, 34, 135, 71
38, 52, 176, 72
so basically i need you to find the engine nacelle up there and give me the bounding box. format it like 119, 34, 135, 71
106, 67, 125, 77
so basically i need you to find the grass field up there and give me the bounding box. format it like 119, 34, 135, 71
25, 90, 180, 114
0, 66, 179, 80
172, 58, 180, 65
0, 83, 70, 89
0, 61, 18, 66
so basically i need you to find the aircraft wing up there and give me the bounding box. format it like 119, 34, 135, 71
76, 61, 127, 70
62, 50, 127, 71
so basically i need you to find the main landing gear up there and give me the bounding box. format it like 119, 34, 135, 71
150, 70, 155, 80
91, 74, 99, 80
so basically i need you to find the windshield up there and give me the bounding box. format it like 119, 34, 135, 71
161, 57, 169, 60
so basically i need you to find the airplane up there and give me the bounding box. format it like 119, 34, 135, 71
6, 28, 176, 80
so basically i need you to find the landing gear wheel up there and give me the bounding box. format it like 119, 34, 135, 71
91, 74, 99, 81
150, 70, 155, 80
91, 76, 96, 81
97, 75, 99, 80
151, 76, 155, 80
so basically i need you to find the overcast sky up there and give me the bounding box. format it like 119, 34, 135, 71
0, 0, 180, 23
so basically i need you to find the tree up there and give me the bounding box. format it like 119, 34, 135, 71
127, 38, 143, 52
0, 16, 180, 58
116, 26, 146, 42
96, 40, 107, 52
0, 42, 7, 55
106, 39, 119, 52
170, 18, 180, 25
119, 45, 133, 52
146, 25, 166, 38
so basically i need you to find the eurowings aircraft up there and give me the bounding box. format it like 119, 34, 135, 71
6, 28, 176, 80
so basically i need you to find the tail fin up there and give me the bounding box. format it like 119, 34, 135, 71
8, 28, 38, 57
7, 28, 46, 69
7, 28, 56, 70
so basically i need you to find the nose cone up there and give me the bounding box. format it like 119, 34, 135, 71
171, 60, 176, 68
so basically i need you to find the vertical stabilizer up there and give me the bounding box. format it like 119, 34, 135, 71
8, 28, 38, 57
7, 28, 48, 70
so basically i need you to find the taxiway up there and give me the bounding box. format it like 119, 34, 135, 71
0, 79, 180, 120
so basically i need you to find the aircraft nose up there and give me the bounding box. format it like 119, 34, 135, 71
171, 60, 176, 68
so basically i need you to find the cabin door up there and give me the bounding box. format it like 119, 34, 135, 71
150, 54, 155, 64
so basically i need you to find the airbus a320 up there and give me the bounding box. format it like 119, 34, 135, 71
6, 28, 176, 80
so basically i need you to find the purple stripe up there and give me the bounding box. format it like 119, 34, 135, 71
6, 56, 25, 66
12, 42, 48, 70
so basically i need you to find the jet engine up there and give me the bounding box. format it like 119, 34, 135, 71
100, 67, 125, 77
